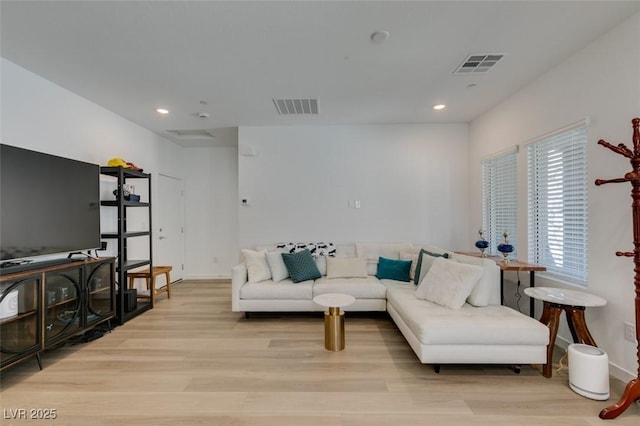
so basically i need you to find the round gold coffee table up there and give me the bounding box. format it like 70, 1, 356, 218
313, 293, 355, 351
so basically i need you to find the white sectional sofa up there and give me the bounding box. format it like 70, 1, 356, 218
231, 242, 549, 370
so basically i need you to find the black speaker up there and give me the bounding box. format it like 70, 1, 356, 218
119, 289, 137, 312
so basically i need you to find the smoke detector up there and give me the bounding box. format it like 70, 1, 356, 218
370, 30, 390, 43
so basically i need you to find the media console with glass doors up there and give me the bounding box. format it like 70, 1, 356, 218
0, 257, 115, 371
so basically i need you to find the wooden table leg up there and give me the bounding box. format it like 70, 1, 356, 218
563, 306, 597, 346
541, 302, 562, 378
164, 270, 171, 299
146, 276, 154, 305
539, 300, 551, 325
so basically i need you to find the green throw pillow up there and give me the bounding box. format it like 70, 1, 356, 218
414, 249, 449, 285
281, 249, 322, 283
376, 256, 412, 282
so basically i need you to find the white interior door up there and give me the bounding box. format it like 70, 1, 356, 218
156, 174, 185, 282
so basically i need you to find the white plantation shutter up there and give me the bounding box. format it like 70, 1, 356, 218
527, 122, 588, 282
482, 148, 517, 256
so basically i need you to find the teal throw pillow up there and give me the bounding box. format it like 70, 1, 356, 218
414, 249, 449, 285
281, 249, 322, 283
376, 256, 412, 282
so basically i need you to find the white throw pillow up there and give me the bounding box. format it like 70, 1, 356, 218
265, 251, 289, 283
356, 242, 413, 261
415, 257, 483, 309
315, 256, 327, 276
451, 253, 496, 307
241, 249, 272, 283
400, 252, 419, 280
326, 257, 368, 278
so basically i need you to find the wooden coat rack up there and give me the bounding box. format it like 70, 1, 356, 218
595, 117, 640, 419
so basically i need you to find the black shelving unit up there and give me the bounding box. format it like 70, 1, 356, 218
100, 166, 152, 324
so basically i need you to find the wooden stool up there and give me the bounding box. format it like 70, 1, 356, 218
128, 266, 172, 305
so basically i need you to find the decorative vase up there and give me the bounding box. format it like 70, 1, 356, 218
497, 231, 514, 263
475, 229, 489, 257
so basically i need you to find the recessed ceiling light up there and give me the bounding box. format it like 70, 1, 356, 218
433, 104, 446, 110
156, 108, 169, 114
370, 30, 390, 43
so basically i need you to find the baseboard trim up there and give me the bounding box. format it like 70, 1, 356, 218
183, 274, 231, 280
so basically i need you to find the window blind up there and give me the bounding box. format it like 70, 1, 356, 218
482, 148, 517, 257
527, 123, 588, 282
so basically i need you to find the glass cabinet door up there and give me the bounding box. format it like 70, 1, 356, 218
44, 270, 81, 345
0, 276, 41, 368
86, 260, 114, 326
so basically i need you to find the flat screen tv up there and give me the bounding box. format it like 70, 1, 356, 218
0, 144, 101, 262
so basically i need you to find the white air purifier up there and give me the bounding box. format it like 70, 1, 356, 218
568, 343, 610, 400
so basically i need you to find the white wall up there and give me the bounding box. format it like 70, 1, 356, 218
238, 124, 470, 250
1, 58, 185, 264
469, 13, 640, 380
183, 146, 239, 279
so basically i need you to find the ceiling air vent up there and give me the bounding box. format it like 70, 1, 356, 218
165, 129, 216, 141
272, 98, 319, 115
453, 54, 504, 75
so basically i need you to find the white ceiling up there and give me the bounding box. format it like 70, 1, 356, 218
2, 1, 638, 146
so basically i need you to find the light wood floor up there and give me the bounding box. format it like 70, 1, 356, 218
1, 280, 638, 425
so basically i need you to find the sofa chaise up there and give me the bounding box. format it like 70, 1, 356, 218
231, 242, 549, 370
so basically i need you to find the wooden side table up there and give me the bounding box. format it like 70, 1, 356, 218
497, 259, 546, 318
524, 287, 606, 378
456, 252, 546, 317
128, 266, 173, 305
